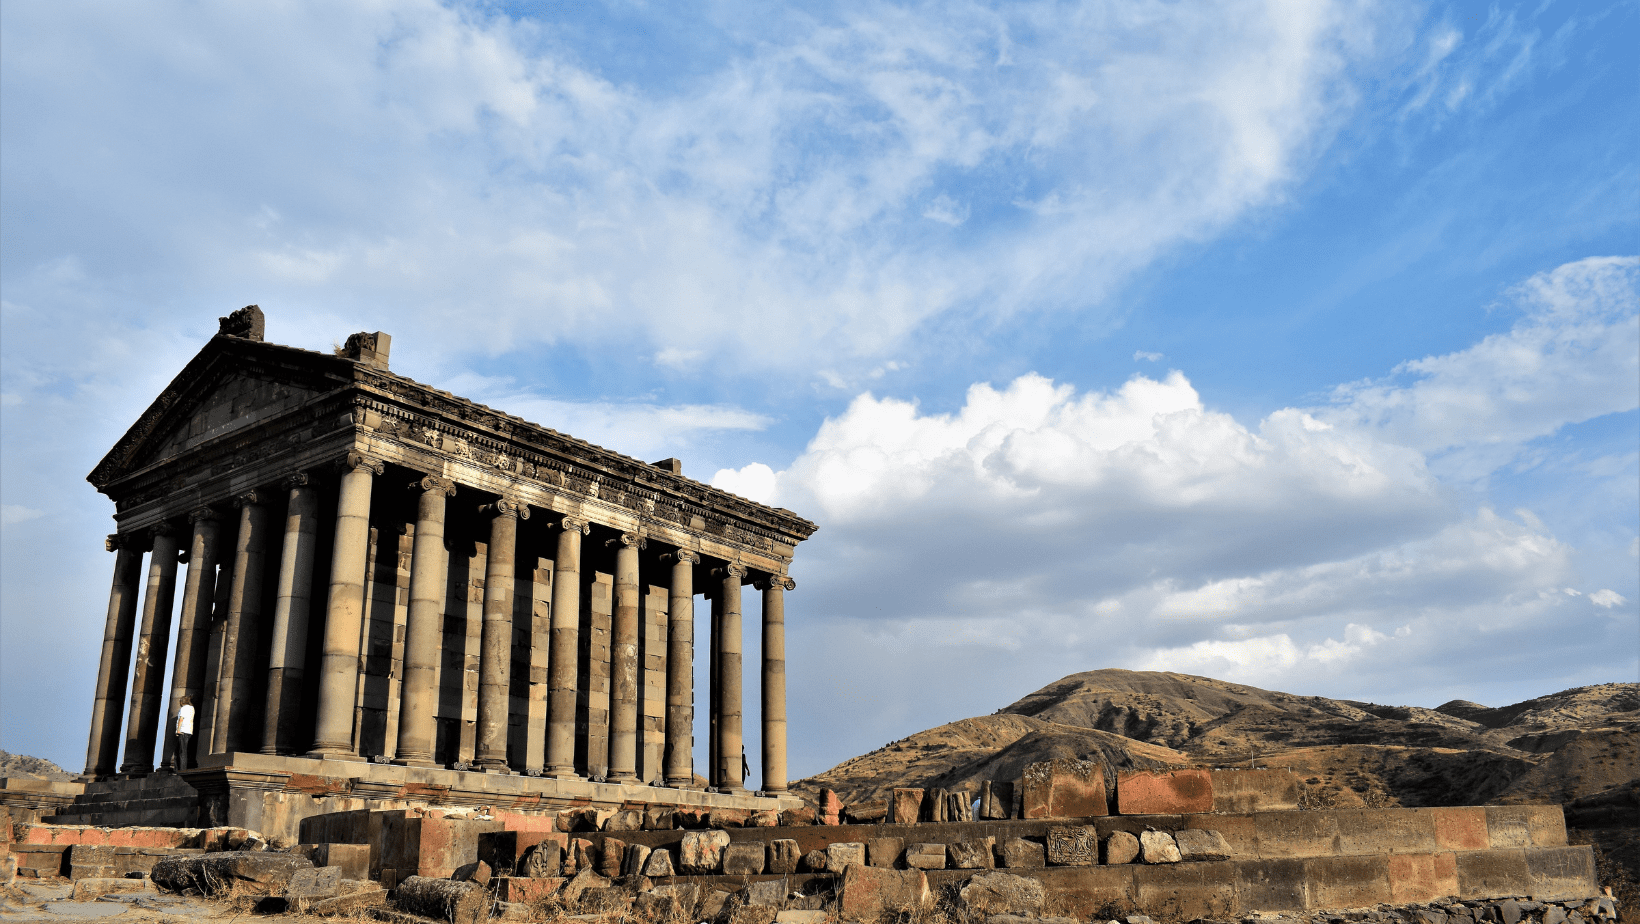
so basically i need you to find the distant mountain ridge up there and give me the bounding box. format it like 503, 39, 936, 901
796, 669, 1639, 810
0, 749, 73, 782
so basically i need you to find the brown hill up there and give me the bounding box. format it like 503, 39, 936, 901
796, 669, 1640, 811
0, 750, 73, 782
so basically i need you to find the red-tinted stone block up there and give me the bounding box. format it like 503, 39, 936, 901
1388, 852, 1458, 903
1431, 808, 1488, 851
1021, 759, 1109, 819
500, 813, 558, 833
1116, 769, 1212, 815
498, 877, 565, 903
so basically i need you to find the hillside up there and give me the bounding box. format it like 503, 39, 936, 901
0, 750, 73, 782
796, 669, 1640, 811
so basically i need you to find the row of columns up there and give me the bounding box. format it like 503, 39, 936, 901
84, 452, 793, 793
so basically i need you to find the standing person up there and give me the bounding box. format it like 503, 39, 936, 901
175, 696, 195, 772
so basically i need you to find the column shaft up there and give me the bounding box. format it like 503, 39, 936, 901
308, 453, 380, 757
83, 537, 144, 779
545, 517, 586, 778
161, 511, 221, 770
394, 475, 455, 766
262, 475, 321, 754
199, 554, 234, 754
758, 575, 793, 793
475, 501, 525, 771
120, 528, 181, 775
608, 533, 642, 782
715, 564, 746, 792
709, 591, 721, 788
212, 494, 271, 755
663, 551, 698, 787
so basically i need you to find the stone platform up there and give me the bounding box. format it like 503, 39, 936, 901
27, 752, 796, 846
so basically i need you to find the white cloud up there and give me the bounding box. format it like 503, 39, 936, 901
0, 506, 44, 527
1133, 350, 1163, 362
712, 463, 778, 504
1589, 589, 1626, 608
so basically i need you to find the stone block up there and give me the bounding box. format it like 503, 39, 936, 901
598, 837, 625, 878
1046, 826, 1100, 866
308, 885, 388, 916
644, 807, 677, 830
779, 806, 815, 826
639, 848, 674, 877
681, 830, 731, 873
1307, 855, 1392, 910
1235, 858, 1309, 912
604, 810, 644, 831
699, 889, 736, 920
1210, 769, 1301, 813
623, 843, 652, 877
314, 843, 370, 881
1256, 810, 1342, 858
776, 912, 829, 924
818, 790, 843, 826
746, 879, 787, 907
1000, 837, 1045, 869
825, 841, 866, 873
922, 788, 949, 822
1140, 830, 1181, 864
1339, 809, 1438, 856
557, 807, 600, 832
70, 877, 153, 901
1389, 852, 1459, 903
1132, 862, 1236, 920
723, 843, 766, 876
1117, 769, 1213, 815
730, 906, 778, 924
498, 877, 564, 903
801, 849, 829, 872
947, 791, 974, 822
523, 841, 562, 878
559, 868, 611, 905
845, 801, 888, 824
749, 810, 781, 828
1174, 828, 1232, 862
1489, 806, 1567, 849
905, 843, 946, 870
838, 865, 931, 919
286, 866, 345, 911
950, 837, 997, 869
1433, 807, 1490, 851
980, 781, 1015, 820
1105, 830, 1141, 865
768, 839, 801, 874
1457, 848, 1531, 900
891, 789, 924, 824
960, 871, 1045, 915
710, 809, 750, 829
69, 844, 116, 880
868, 836, 905, 868
1022, 759, 1109, 819
1525, 846, 1598, 901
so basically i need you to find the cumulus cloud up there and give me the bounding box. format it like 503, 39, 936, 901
1589, 589, 1626, 609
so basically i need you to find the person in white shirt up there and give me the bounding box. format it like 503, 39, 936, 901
175, 697, 195, 772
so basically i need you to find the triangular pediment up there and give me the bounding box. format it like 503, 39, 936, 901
88, 336, 353, 490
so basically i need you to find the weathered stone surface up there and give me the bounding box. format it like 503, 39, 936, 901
313, 843, 370, 881
1173, 828, 1231, 862
523, 841, 561, 878
749, 810, 782, 828
959, 871, 1045, 915
769, 839, 801, 874
845, 801, 888, 824
645, 808, 677, 831
700, 889, 736, 920
1210, 769, 1300, 813
640, 848, 675, 878
1022, 759, 1109, 819
730, 906, 778, 924
892, 789, 924, 824
497, 877, 564, 903
980, 781, 1015, 820
452, 859, 491, 885
151, 851, 313, 895
557, 808, 600, 832
709, 809, 750, 829
70, 878, 154, 901
923, 788, 949, 822
724, 843, 766, 876
1104, 830, 1141, 865
868, 837, 905, 868
681, 830, 732, 873
559, 868, 611, 905
818, 790, 843, 826
825, 842, 866, 873
801, 849, 829, 872
286, 867, 345, 910
839, 865, 931, 919
1118, 770, 1213, 815
950, 837, 997, 869
779, 806, 816, 827
598, 837, 626, 878
622, 843, 652, 878
776, 911, 828, 924
308, 885, 388, 916
395, 875, 488, 924
746, 879, 787, 907
1000, 838, 1045, 869
1046, 826, 1100, 866
635, 883, 698, 918
905, 843, 947, 870
604, 810, 644, 831
1139, 830, 1181, 864
948, 790, 975, 822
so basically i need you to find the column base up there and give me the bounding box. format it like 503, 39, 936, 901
393, 758, 442, 769
305, 748, 367, 762
474, 760, 513, 774
118, 766, 153, 779
547, 769, 584, 781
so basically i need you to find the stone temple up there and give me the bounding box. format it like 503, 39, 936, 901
69, 305, 814, 828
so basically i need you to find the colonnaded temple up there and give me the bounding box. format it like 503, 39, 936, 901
68, 306, 815, 827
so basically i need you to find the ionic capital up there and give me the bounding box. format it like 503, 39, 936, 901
558, 516, 592, 535
283, 471, 320, 491
339, 452, 385, 476
607, 532, 645, 550
410, 475, 457, 498
482, 499, 530, 520
149, 522, 180, 542
188, 506, 218, 525
754, 575, 796, 592
234, 490, 264, 508
663, 549, 701, 566
713, 563, 747, 580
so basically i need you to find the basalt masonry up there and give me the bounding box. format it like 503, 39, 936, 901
66, 307, 814, 829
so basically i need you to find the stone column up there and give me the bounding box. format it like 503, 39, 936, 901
161, 508, 222, 770
119, 526, 181, 776
545, 516, 588, 779
212, 492, 271, 755
83, 534, 145, 779
708, 589, 721, 787
308, 453, 382, 758
756, 574, 794, 794
394, 474, 455, 767
713, 563, 746, 792
663, 550, 698, 787
607, 532, 643, 783
475, 499, 527, 772
261, 473, 321, 755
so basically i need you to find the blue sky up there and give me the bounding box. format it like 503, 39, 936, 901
2, 0, 1635, 785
